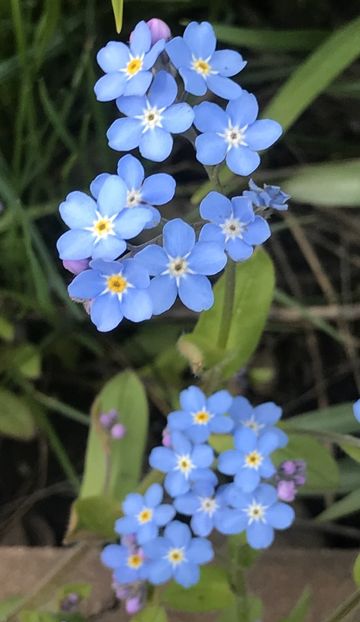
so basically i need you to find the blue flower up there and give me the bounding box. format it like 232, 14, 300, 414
229, 397, 288, 447
149, 431, 215, 497
199, 191, 271, 262
68, 258, 152, 332
353, 399, 360, 423
168, 385, 233, 443
90, 155, 176, 229
143, 520, 214, 587
115, 483, 175, 545
101, 542, 148, 584
57, 175, 152, 261
94, 21, 165, 102
218, 427, 280, 492
194, 91, 282, 176
219, 483, 295, 549
243, 179, 290, 211
107, 71, 194, 162
166, 21, 245, 100
174, 480, 230, 537
135, 218, 227, 314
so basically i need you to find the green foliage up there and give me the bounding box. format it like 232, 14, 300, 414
19, 613, 84, 622
111, 0, 124, 33
56, 583, 91, 607
286, 403, 358, 435
0, 596, 23, 622
162, 565, 235, 612
0, 388, 35, 440
278, 588, 312, 622
214, 24, 328, 51
133, 605, 168, 622
316, 488, 360, 523
353, 554, 360, 588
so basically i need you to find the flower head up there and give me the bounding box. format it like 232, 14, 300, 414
135, 218, 227, 314
107, 71, 194, 162
194, 91, 282, 176
115, 483, 175, 544
166, 21, 245, 99
143, 520, 213, 587
174, 480, 229, 537
95, 21, 165, 102
68, 258, 152, 332
168, 385, 233, 443
57, 176, 152, 261
243, 179, 290, 211
101, 541, 148, 584
229, 397, 288, 447
199, 191, 270, 262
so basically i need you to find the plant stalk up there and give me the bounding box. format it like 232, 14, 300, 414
217, 259, 237, 350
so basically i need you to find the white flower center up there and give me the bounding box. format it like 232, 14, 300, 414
175, 453, 194, 477
136, 507, 153, 524
198, 496, 219, 517
220, 217, 245, 241
136, 103, 165, 132
244, 450, 263, 470
191, 55, 214, 76
219, 123, 248, 150
126, 188, 142, 208
244, 501, 267, 524
166, 547, 186, 567
243, 417, 265, 434
86, 211, 116, 242
122, 54, 144, 79
164, 256, 193, 286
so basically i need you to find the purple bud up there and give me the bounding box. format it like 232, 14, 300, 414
99, 409, 118, 430
62, 259, 89, 275
277, 480, 296, 502
111, 423, 126, 439
126, 596, 143, 615
147, 18, 171, 44
280, 460, 297, 476
294, 474, 306, 487
60, 592, 79, 612
113, 584, 130, 600
162, 426, 171, 448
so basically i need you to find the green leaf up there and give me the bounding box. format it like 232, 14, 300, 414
273, 433, 339, 494
316, 488, 360, 522
133, 605, 168, 622
0, 596, 23, 621
56, 582, 91, 607
218, 594, 262, 622
0, 316, 15, 342
162, 565, 236, 612
278, 587, 311, 622
66, 495, 120, 541
0, 389, 36, 440
13, 344, 41, 379
179, 249, 274, 381
214, 24, 328, 51
111, 0, 123, 33
285, 402, 357, 435
282, 160, 360, 207
20, 613, 84, 622
339, 442, 360, 464
353, 554, 360, 587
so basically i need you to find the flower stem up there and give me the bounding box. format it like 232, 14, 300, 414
217, 259, 236, 350
322, 588, 360, 622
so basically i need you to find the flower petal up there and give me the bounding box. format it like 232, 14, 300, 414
199, 191, 232, 224
188, 241, 227, 275
163, 218, 195, 256
148, 275, 178, 314
123, 71, 152, 96
164, 470, 189, 496
57, 230, 94, 261
226, 146, 260, 176
245, 119, 282, 150
59, 191, 97, 228
174, 492, 199, 516
90, 294, 123, 332
183, 21, 216, 58
135, 245, 168, 275
166, 36, 192, 68
90, 173, 110, 199
117, 154, 144, 188
179, 67, 207, 96
218, 449, 242, 475
178, 275, 214, 312
195, 133, 227, 165
165, 520, 191, 547
194, 102, 228, 133
180, 386, 205, 412
139, 128, 173, 162
107, 118, 142, 151
114, 207, 152, 238
207, 74, 242, 100
94, 72, 127, 101
226, 91, 259, 127
130, 21, 151, 56
142, 173, 175, 205
162, 103, 194, 134
247, 523, 274, 549
154, 504, 176, 526
192, 443, 214, 468
199, 223, 224, 245
97, 175, 127, 216
266, 503, 295, 529
91, 237, 126, 261
148, 70, 177, 108
97, 42, 129, 72
211, 50, 246, 77
215, 509, 247, 534
68, 269, 104, 299
143, 39, 165, 70
121, 289, 152, 322
147, 559, 173, 584
187, 538, 213, 564
226, 238, 253, 262
149, 446, 176, 472
174, 562, 199, 588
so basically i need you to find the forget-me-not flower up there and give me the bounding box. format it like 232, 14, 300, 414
354, 399, 360, 423
149, 431, 215, 497
229, 397, 288, 447
243, 179, 290, 211
94, 21, 165, 102
194, 90, 282, 176
101, 541, 148, 584
166, 21, 245, 100
115, 483, 175, 545
174, 480, 229, 537
220, 483, 295, 549
135, 218, 227, 314
90, 155, 176, 229
143, 520, 214, 587
68, 258, 152, 332
57, 175, 152, 261
199, 191, 271, 262
168, 385, 233, 443
107, 71, 194, 162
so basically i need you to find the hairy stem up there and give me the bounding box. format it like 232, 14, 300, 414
217, 259, 236, 350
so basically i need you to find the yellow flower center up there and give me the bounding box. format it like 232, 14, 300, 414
193, 410, 211, 425
127, 553, 143, 569
90, 216, 115, 240
137, 508, 153, 524
192, 58, 212, 76
106, 274, 128, 294
166, 547, 185, 566
245, 450, 263, 469
126, 57, 143, 76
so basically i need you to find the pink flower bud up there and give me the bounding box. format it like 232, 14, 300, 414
162, 426, 171, 447
62, 259, 89, 275
277, 480, 296, 502
111, 423, 126, 439
125, 596, 143, 615
147, 18, 171, 44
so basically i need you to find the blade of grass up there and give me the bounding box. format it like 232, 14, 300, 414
214, 24, 329, 51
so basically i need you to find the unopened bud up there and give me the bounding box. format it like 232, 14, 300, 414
147, 18, 171, 44
162, 426, 172, 447
63, 259, 89, 275
126, 596, 143, 615
111, 422, 126, 439
277, 480, 296, 502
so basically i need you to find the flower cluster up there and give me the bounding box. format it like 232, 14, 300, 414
102, 387, 296, 607
57, 18, 289, 333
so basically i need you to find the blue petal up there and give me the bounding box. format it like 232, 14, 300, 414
163, 218, 195, 257
143, 537, 170, 559
135, 245, 168, 275
231, 197, 255, 224
91, 236, 126, 261
183, 21, 216, 58
149, 446, 176, 472
90, 174, 110, 199
214, 509, 247, 534
59, 192, 96, 228
180, 386, 205, 412
154, 504, 176, 526
168, 410, 192, 431
145, 483, 163, 507
235, 468, 260, 492
137, 522, 158, 544
115, 515, 138, 534
210, 415, 233, 434
191, 512, 213, 537
148, 275, 178, 314
114, 565, 140, 584
234, 427, 257, 451
107, 118, 142, 151
179, 67, 207, 96
188, 241, 227, 275
162, 103, 194, 133
171, 431, 192, 455
226, 238, 253, 262
97, 175, 127, 216
143, 206, 161, 228
218, 449, 242, 475
94, 73, 127, 101
130, 21, 151, 56
229, 396, 253, 423
192, 468, 218, 486
148, 70, 177, 108
123, 71, 152, 97
142, 173, 175, 205
211, 50, 246, 77
226, 146, 260, 176
166, 36, 191, 69
192, 444, 214, 468
165, 471, 189, 496
178, 274, 213, 312
226, 91, 259, 127
354, 399, 360, 423
195, 133, 227, 165
194, 102, 228, 133
254, 402, 282, 425
97, 42, 129, 72
121, 289, 152, 322
245, 119, 282, 150
143, 39, 165, 70
101, 544, 127, 569
90, 259, 123, 275
224, 484, 251, 509
122, 258, 150, 288
258, 430, 281, 455
266, 503, 295, 529
139, 128, 173, 162
199, 223, 224, 245
114, 207, 152, 238
187, 425, 210, 444
57, 230, 94, 261
174, 492, 199, 516
68, 270, 104, 299
116, 95, 147, 117
199, 191, 232, 224
90, 295, 123, 332
259, 457, 276, 478
207, 74, 242, 100
165, 520, 191, 547
174, 562, 200, 588
147, 559, 173, 585
246, 523, 274, 549
187, 538, 213, 564
117, 154, 144, 189
254, 483, 278, 506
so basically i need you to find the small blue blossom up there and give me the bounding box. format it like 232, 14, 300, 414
107, 71, 194, 162
115, 484, 175, 545
353, 399, 360, 423
94, 21, 165, 102
135, 218, 227, 314
194, 90, 282, 176
143, 520, 214, 587
174, 480, 230, 537
243, 179, 290, 211
101, 541, 148, 584
149, 431, 215, 497
218, 427, 280, 492
57, 175, 152, 261
219, 483, 295, 549
68, 258, 152, 332
90, 155, 176, 229
168, 385, 233, 443
199, 191, 271, 262
229, 397, 288, 447
166, 21, 245, 100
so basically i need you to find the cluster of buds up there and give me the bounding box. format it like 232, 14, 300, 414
113, 535, 147, 615
275, 460, 306, 502
99, 409, 126, 440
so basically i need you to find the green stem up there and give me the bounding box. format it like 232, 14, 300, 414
217, 259, 236, 350
322, 588, 360, 622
